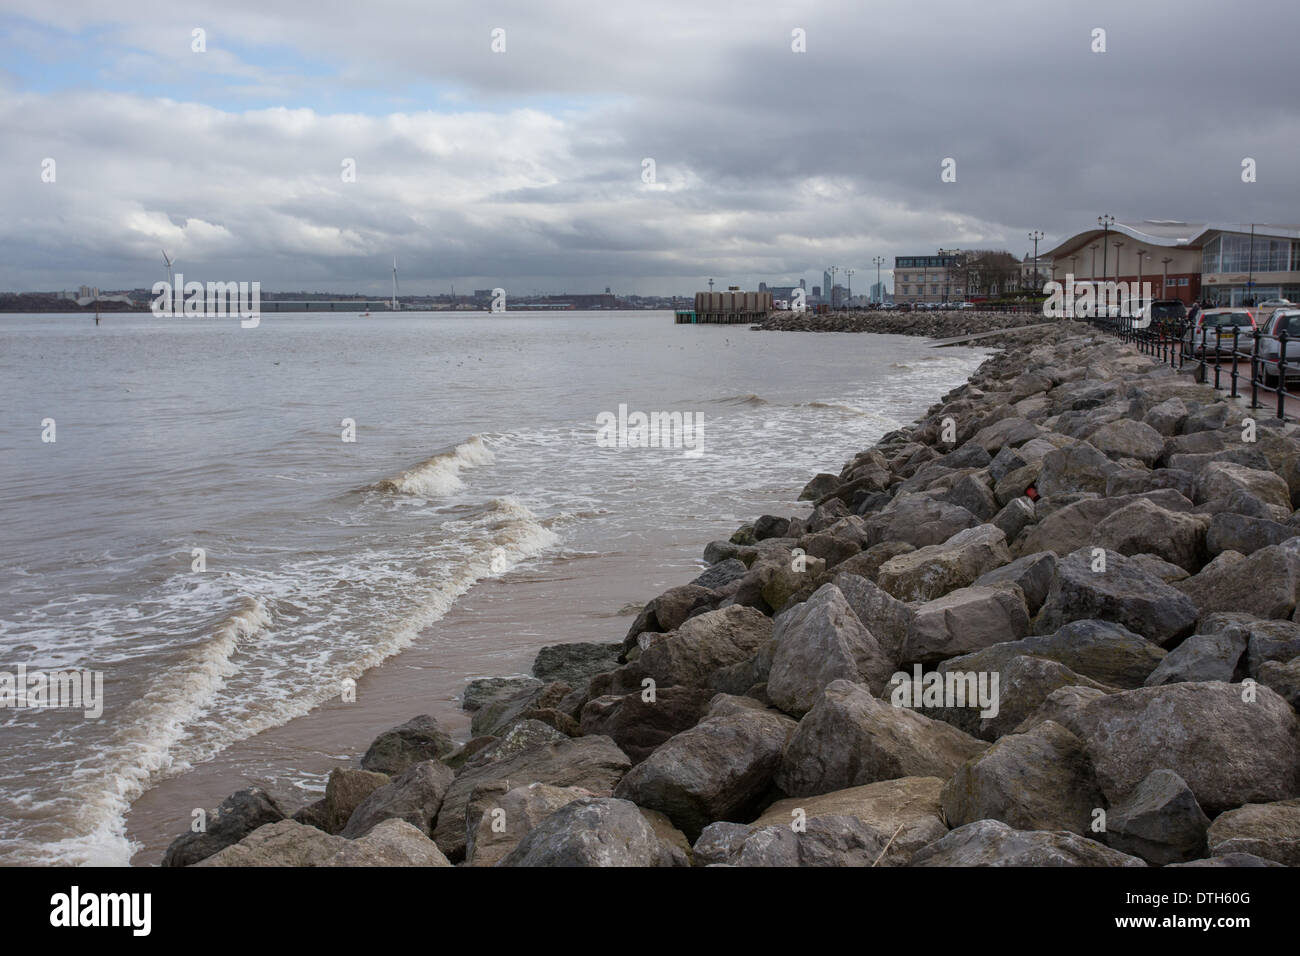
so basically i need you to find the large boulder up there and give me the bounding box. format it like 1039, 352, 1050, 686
161, 787, 286, 867
767, 584, 895, 715
321, 819, 452, 867
614, 605, 775, 692
1175, 540, 1300, 620
339, 760, 455, 838
775, 680, 987, 797
434, 735, 631, 861
1258, 658, 1300, 708
614, 698, 796, 840
743, 776, 948, 866
464, 783, 591, 867
903, 585, 1031, 664
1088, 419, 1166, 467
621, 584, 717, 653
972, 550, 1057, 615
1206, 799, 1300, 866
1193, 461, 1291, 512
1103, 769, 1210, 865
531, 641, 622, 688
1143, 630, 1246, 686
323, 768, 390, 834
931, 653, 1116, 741
1205, 512, 1295, 557
1035, 443, 1120, 497
973, 619, 1165, 690
578, 685, 713, 764
829, 572, 913, 663
911, 819, 1146, 866
1089, 499, 1209, 573
1033, 548, 1198, 646
863, 495, 980, 549
360, 715, 455, 775
941, 721, 1105, 835
877, 524, 1012, 603
498, 798, 690, 867
462, 677, 541, 713
1068, 681, 1300, 813
193, 819, 448, 867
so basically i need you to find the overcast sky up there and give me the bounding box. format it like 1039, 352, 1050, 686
2, 0, 1298, 295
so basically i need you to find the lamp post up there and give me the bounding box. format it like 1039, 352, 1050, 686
1098, 215, 1115, 283
1136, 248, 1145, 299
829, 266, 838, 308
873, 256, 885, 305
845, 268, 854, 308
1161, 257, 1173, 297
1028, 230, 1044, 293
1070, 255, 1078, 283
1246, 223, 1256, 306
938, 248, 958, 304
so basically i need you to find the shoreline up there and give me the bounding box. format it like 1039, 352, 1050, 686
158, 316, 1300, 867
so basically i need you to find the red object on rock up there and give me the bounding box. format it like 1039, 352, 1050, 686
1025, 485, 1039, 501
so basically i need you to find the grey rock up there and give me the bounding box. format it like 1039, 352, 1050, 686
1034, 548, 1198, 647
911, 819, 1146, 866
162, 787, 286, 867
578, 685, 713, 764
1070, 681, 1300, 813
498, 797, 690, 867
1143, 630, 1247, 686
340, 759, 455, 838
775, 679, 987, 797
877, 524, 1012, 603
360, 715, 455, 776
531, 641, 622, 687
1104, 769, 1210, 865
903, 585, 1032, 665
768, 584, 896, 715
973, 550, 1057, 615
614, 699, 796, 840
461, 677, 541, 713
434, 735, 631, 861
1206, 798, 1300, 866
941, 721, 1105, 835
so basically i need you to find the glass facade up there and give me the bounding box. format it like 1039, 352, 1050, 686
1202, 234, 1300, 274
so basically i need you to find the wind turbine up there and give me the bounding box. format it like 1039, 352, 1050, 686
391, 256, 399, 311
161, 249, 177, 314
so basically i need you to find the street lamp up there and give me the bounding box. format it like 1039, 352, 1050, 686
829, 266, 838, 308
1161, 256, 1173, 297
1098, 214, 1115, 283
845, 268, 854, 308
872, 256, 885, 305
939, 248, 958, 304
1029, 230, 1044, 292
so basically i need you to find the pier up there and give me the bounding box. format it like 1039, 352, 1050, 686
676, 290, 772, 324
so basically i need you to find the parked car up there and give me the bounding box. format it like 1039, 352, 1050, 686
1255, 308, 1300, 386
1183, 308, 1256, 357
958, 301, 975, 310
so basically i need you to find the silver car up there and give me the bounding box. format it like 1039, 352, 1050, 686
1255, 308, 1300, 386
1184, 308, 1256, 358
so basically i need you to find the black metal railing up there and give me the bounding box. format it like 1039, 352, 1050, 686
1082, 314, 1295, 422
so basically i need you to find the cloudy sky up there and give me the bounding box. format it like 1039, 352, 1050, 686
2, 0, 1298, 296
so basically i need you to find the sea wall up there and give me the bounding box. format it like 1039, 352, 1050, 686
163, 319, 1300, 868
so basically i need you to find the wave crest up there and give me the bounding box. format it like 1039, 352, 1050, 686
372, 436, 494, 497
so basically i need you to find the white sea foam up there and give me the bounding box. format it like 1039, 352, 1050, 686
372, 435, 494, 497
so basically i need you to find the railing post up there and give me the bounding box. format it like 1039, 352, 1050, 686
1278, 328, 1289, 420
1251, 325, 1261, 409
1230, 326, 1240, 398
1214, 326, 1222, 390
